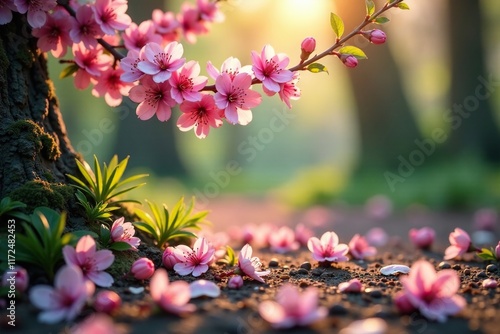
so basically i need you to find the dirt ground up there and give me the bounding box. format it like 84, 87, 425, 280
2, 196, 499, 334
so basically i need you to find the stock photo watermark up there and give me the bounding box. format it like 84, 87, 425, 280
384, 74, 499, 192
5, 219, 17, 327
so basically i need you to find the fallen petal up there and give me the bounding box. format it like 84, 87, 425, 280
339, 318, 388, 334
338, 279, 363, 293
482, 279, 498, 289
128, 287, 145, 294
380, 264, 410, 276
190, 280, 221, 298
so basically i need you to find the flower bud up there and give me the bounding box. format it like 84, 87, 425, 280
341, 54, 358, 68
300, 37, 316, 61
362, 29, 387, 45
2, 266, 29, 293
162, 246, 178, 270
131, 257, 155, 280
495, 241, 500, 260
227, 275, 244, 289
94, 290, 121, 314
408, 227, 435, 249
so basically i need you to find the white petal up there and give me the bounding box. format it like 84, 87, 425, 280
189, 280, 221, 298
380, 264, 410, 276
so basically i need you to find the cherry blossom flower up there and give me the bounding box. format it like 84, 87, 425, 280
92, 0, 131, 35
92, 67, 134, 107
177, 94, 223, 138
150, 268, 196, 315
32, 10, 73, 58
70, 4, 104, 47
398, 260, 465, 322
227, 275, 243, 289
473, 208, 497, 230
129, 75, 177, 122
365, 194, 392, 220
162, 246, 179, 270
214, 72, 262, 125
173, 237, 215, 277
0, 0, 17, 25
110, 217, 141, 250
206, 56, 253, 81
251, 44, 294, 93
277, 72, 301, 109
307, 231, 349, 263
131, 257, 155, 280
364, 227, 389, 247
63, 235, 115, 287
444, 227, 471, 260
152, 9, 180, 43
14, 0, 57, 28
259, 283, 327, 329
236, 244, 270, 283
197, 230, 229, 260
268, 226, 300, 254
71, 313, 119, 334
122, 20, 162, 52
294, 223, 314, 247
169, 60, 207, 103
338, 278, 363, 293
348, 234, 377, 260
393, 291, 416, 314
178, 4, 207, 44
2, 266, 29, 293
137, 41, 185, 83
409, 227, 435, 249
72, 43, 112, 89
29, 265, 95, 324
120, 48, 146, 82
93, 290, 121, 314
197, 0, 224, 23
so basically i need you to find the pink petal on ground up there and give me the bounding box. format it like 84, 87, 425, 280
174, 262, 195, 276
258, 301, 287, 327
380, 264, 410, 276
189, 280, 220, 298
444, 245, 463, 260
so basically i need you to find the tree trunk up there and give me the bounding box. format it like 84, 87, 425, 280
0, 14, 77, 209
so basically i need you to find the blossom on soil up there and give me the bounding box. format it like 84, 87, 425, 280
14, 0, 57, 28
307, 231, 349, 263
444, 227, 471, 260
348, 234, 377, 260
70, 4, 104, 48
268, 226, 300, 254
150, 268, 195, 315
162, 246, 179, 270
251, 44, 294, 93
409, 226, 435, 249
131, 257, 155, 280
137, 41, 185, 83
294, 223, 314, 247
123, 20, 162, 52
128, 75, 177, 122
338, 278, 363, 293
110, 217, 141, 250
92, 0, 131, 35
173, 237, 215, 277
169, 60, 207, 103
365, 195, 392, 220
63, 235, 115, 287
227, 275, 244, 289
92, 66, 134, 106
237, 244, 270, 283
364, 227, 389, 247
29, 265, 95, 324
2, 266, 29, 293
72, 43, 112, 89
259, 283, 327, 329
398, 260, 466, 322
0, 0, 17, 25
93, 290, 121, 314
32, 10, 73, 58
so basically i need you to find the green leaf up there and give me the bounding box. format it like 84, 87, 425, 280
374, 17, 390, 24
338, 46, 368, 59
365, 0, 375, 16
109, 241, 134, 251
100, 224, 111, 245
307, 63, 329, 74
330, 13, 344, 39
59, 64, 79, 79
397, 2, 410, 10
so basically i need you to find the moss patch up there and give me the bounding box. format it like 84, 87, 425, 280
8, 179, 74, 212
107, 250, 138, 278
7, 119, 61, 161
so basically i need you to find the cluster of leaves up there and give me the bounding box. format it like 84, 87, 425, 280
67, 155, 148, 222
477, 247, 499, 262
0, 197, 28, 221
218, 245, 237, 267
134, 197, 208, 249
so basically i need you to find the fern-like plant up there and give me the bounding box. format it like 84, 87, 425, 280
134, 197, 208, 249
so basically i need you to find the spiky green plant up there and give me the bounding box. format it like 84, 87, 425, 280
0, 197, 28, 221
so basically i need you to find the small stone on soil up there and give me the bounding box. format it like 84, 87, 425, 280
269, 258, 279, 267
438, 261, 451, 270
300, 262, 312, 270
297, 268, 309, 275
486, 264, 498, 273
329, 303, 348, 315
365, 288, 383, 298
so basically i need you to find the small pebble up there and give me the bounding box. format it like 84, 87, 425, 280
299, 281, 309, 288
297, 268, 309, 275
329, 303, 348, 315
438, 261, 452, 270
452, 264, 462, 270
300, 262, 312, 271
280, 275, 290, 280
476, 271, 487, 278
365, 288, 383, 298
268, 258, 279, 267
289, 270, 297, 276
463, 269, 471, 276
311, 269, 323, 276
486, 264, 498, 273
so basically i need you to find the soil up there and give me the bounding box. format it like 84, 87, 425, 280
2, 196, 500, 334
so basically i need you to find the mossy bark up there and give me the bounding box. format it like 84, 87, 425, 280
0, 14, 78, 207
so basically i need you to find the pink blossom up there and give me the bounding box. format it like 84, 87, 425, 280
162, 246, 179, 270
63, 235, 115, 287
206, 56, 253, 81
473, 208, 497, 231
0, 0, 17, 25
259, 283, 327, 328
227, 275, 244, 289
152, 9, 180, 43
294, 223, 314, 247
496, 241, 500, 260
14, 0, 57, 28
214, 72, 262, 125
268, 226, 300, 254
196, 230, 229, 260
444, 228, 471, 260
236, 244, 270, 283
339, 318, 388, 334
92, 0, 131, 35
177, 4, 207, 44
129, 75, 177, 122
197, 0, 224, 23
93, 290, 121, 314
251, 44, 294, 93
300, 37, 316, 55
32, 10, 73, 58
399, 260, 466, 322
277, 72, 301, 109
173, 237, 215, 277
70, 4, 103, 48
169, 60, 207, 103
110, 217, 141, 250
393, 291, 417, 314
71, 313, 119, 334
123, 20, 162, 52
307, 231, 349, 263
29, 265, 95, 324
137, 41, 185, 83
72, 43, 112, 89
338, 278, 363, 293
364, 227, 389, 247
365, 195, 392, 220
409, 227, 435, 249
131, 257, 155, 280
150, 268, 195, 315
92, 67, 134, 107
177, 94, 223, 138
1, 266, 29, 293
341, 54, 358, 68
348, 234, 377, 260
120, 48, 146, 82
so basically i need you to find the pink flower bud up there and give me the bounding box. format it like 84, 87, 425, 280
394, 291, 416, 314
94, 290, 121, 314
495, 241, 500, 260
227, 275, 244, 289
473, 208, 497, 231
341, 55, 358, 68
2, 266, 29, 293
482, 279, 498, 289
300, 37, 316, 61
131, 258, 155, 280
338, 278, 363, 293
362, 29, 387, 45
408, 227, 435, 249
162, 246, 178, 270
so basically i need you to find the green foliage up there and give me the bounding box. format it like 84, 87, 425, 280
134, 197, 208, 249
59, 63, 79, 79
0, 197, 28, 221
365, 0, 375, 17
330, 13, 344, 39
9, 180, 74, 212
67, 155, 148, 221
307, 63, 329, 74
373, 17, 390, 24
397, 2, 410, 10
339, 46, 368, 59
477, 248, 498, 262
218, 246, 237, 267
